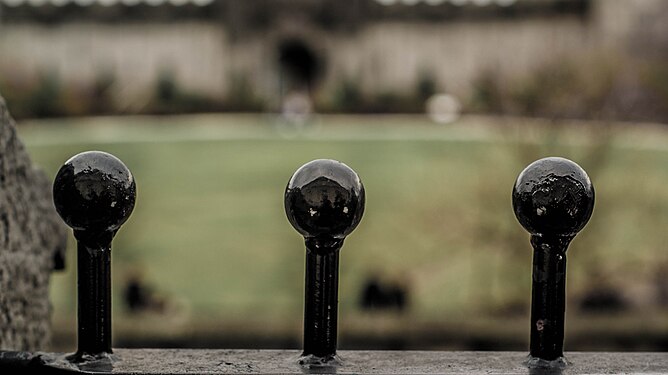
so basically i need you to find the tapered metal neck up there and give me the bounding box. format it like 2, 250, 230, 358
529, 234, 573, 361
302, 239, 342, 359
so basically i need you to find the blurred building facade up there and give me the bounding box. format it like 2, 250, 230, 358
0, 0, 666, 117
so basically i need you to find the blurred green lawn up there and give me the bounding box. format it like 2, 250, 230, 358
16, 114, 668, 347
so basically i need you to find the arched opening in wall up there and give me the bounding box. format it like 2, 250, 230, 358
277, 38, 322, 122
278, 38, 321, 94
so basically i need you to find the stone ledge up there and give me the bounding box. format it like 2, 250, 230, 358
2, 349, 667, 374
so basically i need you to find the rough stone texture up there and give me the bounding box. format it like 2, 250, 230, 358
3, 350, 667, 374
0, 95, 68, 350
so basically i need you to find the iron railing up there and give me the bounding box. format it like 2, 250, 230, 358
0, 151, 666, 374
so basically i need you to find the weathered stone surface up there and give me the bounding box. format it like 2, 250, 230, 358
2, 350, 668, 374
0, 95, 68, 350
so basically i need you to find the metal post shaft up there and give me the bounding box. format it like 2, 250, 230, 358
75, 230, 114, 358
529, 234, 571, 361
303, 239, 341, 358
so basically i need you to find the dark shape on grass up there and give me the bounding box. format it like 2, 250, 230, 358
359, 276, 409, 312
123, 269, 168, 314
53, 151, 136, 360
512, 157, 594, 366
124, 275, 150, 313
285, 159, 365, 365
578, 288, 628, 313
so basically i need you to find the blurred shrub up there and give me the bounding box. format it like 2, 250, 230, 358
0, 68, 243, 118
416, 71, 437, 102
0, 71, 66, 119
369, 91, 416, 113
156, 71, 178, 104
326, 77, 429, 113
224, 74, 264, 112
27, 73, 65, 118
90, 71, 116, 115
60, 70, 117, 116
0, 70, 118, 119
644, 63, 668, 100
467, 54, 668, 123
2, 54, 667, 121
470, 70, 504, 114
331, 78, 363, 112
639, 62, 668, 120
149, 70, 226, 114
510, 57, 618, 119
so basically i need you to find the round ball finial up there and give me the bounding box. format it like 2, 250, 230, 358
53, 151, 136, 232
512, 157, 594, 237
285, 159, 365, 241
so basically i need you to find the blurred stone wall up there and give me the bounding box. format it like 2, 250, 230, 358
0, 0, 664, 111
0, 17, 592, 110
0, 94, 67, 350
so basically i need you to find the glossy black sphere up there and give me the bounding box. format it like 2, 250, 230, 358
285, 159, 365, 240
53, 151, 136, 232
512, 157, 594, 236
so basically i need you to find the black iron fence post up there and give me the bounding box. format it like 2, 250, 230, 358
53, 151, 136, 360
284, 159, 365, 364
2, 151, 668, 374
512, 157, 594, 366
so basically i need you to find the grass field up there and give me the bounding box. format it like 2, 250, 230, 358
16, 114, 668, 349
